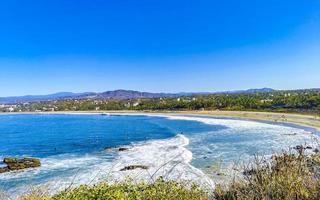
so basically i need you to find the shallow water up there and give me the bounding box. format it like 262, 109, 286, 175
0, 114, 318, 196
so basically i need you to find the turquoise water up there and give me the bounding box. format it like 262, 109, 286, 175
0, 114, 317, 196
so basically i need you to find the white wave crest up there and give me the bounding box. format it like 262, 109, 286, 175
3, 134, 214, 198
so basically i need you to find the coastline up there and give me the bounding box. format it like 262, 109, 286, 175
1, 110, 319, 131
171, 110, 320, 132
1, 110, 319, 198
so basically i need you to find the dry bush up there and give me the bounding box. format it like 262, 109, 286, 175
214, 149, 320, 200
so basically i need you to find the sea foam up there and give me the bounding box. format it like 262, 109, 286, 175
1, 114, 318, 198
3, 134, 214, 197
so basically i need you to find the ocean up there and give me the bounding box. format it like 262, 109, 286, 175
0, 113, 318, 196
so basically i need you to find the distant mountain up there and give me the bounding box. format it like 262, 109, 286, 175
0, 92, 92, 104
177, 88, 275, 96
0, 88, 277, 104
70, 89, 179, 100
221, 88, 275, 94
0, 90, 180, 104
95, 90, 178, 99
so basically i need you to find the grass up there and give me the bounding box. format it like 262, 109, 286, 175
14, 147, 320, 200
19, 178, 208, 200
214, 149, 320, 200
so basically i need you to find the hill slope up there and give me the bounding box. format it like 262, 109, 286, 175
0, 88, 277, 104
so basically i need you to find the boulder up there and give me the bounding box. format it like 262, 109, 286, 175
120, 165, 149, 171
0, 167, 9, 173
118, 147, 129, 152
0, 157, 41, 173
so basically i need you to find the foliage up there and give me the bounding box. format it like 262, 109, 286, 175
20, 178, 208, 200
214, 150, 320, 200
16, 147, 320, 200
6, 89, 320, 114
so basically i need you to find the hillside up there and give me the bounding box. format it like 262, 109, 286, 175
0, 88, 277, 104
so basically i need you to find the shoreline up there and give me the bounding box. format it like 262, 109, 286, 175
1, 110, 319, 131
1, 110, 319, 198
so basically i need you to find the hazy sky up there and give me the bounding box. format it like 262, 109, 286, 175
0, 0, 319, 96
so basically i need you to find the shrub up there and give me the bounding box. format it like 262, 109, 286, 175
214, 150, 320, 200
20, 178, 208, 200
19, 147, 320, 200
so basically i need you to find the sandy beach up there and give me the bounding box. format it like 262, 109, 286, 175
165, 110, 320, 131
2, 110, 319, 131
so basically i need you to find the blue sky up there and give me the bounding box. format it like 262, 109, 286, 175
0, 0, 319, 96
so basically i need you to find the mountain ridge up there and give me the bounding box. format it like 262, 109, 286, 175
0, 88, 277, 104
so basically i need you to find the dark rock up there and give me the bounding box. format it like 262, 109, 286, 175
0, 157, 41, 173
118, 147, 129, 152
293, 145, 313, 152
120, 165, 149, 171
0, 167, 9, 173
314, 148, 319, 153
294, 145, 303, 150
283, 133, 297, 136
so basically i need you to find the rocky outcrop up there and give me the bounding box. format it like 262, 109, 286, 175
118, 147, 129, 152
120, 165, 149, 171
0, 157, 41, 173
104, 147, 129, 152
0, 167, 9, 173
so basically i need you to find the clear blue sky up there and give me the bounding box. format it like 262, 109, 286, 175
0, 0, 319, 96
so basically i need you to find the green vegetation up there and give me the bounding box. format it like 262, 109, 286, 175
214, 150, 320, 200
19, 148, 320, 200
19, 178, 208, 200
4, 89, 320, 114
2, 89, 320, 199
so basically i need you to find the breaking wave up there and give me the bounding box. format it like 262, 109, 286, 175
1, 114, 318, 198
1, 134, 214, 198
